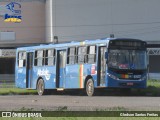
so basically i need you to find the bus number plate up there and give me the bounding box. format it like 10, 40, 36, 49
127, 83, 133, 86
134, 75, 141, 79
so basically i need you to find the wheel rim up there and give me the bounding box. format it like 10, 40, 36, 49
38, 80, 44, 95
86, 80, 94, 96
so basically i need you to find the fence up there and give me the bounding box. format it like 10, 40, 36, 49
148, 73, 160, 80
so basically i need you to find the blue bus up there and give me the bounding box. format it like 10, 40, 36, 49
15, 38, 147, 96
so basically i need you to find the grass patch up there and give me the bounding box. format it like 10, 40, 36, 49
95, 107, 128, 111
19, 107, 34, 111
147, 79, 160, 88
129, 79, 160, 96
56, 106, 68, 111
0, 88, 37, 95
144, 79, 160, 96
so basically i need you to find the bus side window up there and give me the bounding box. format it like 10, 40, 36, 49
87, 46, 96, 63
18, 51, 26, 67
67, 47, 76, 64
44, 50, 48, 65
45, 49, 55, 66
34, 51, 37, 66
34, 50, 44, 66
78, 46, 87, 64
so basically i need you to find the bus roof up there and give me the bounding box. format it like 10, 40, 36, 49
17, 38, 144, 51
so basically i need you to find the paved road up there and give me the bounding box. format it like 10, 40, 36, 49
0, 95, 160, 111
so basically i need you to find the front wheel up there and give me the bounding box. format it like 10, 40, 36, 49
86, 79, 94, 96
37, 79, 45, 96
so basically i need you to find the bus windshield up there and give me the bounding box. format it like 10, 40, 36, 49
108, 49, 147, 70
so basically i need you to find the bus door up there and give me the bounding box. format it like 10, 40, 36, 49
97, 46, 106, 86
26, 52, 33, 88
56, 50, 66, 88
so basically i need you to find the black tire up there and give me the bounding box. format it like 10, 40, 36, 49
86, 79, 94, 96
37, 79, 45, 96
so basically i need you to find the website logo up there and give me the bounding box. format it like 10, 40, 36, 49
4, 2, 22, 23
2, 112, 11, 117
4, 14, 22, 23
6, 2, 21, 15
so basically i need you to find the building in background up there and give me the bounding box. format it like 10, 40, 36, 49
0, 0, 160, 80
0, 0, 45, 81
46, 0, 160, 43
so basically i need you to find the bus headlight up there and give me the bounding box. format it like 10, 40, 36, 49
107, 73, 119, 80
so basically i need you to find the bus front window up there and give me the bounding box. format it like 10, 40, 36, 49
108, 49, 147, 70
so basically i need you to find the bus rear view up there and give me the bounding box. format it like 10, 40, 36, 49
106, 38, 147, 89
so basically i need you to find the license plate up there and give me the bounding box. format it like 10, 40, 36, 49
127, 83, 133, 86
134, 75, 141, 79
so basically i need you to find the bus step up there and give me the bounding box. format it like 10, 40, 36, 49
57, 88, 64, 91
97, 86, 106, 88
26, 88, 34, 90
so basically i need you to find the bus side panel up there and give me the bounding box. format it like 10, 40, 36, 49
65, 64, 96, 89
32, 66, 56, 89
83, 64, 97, 87
15, 51, 27, 89
31, 67, 39, 89
16, 68, 26, 88
65, 65, 79, 88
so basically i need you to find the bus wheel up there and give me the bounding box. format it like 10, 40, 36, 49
37, 79, 45, 96
86, 79, 94, 96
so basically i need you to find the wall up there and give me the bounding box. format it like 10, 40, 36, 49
46, 0, 160, 42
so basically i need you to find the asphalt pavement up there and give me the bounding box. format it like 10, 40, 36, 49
0, 95, 160, 111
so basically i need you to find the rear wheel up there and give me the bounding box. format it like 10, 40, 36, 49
86, 79, 94, 96
37, 79, 45, 96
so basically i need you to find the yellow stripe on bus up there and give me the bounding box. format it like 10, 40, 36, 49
79, 64, 84, 88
